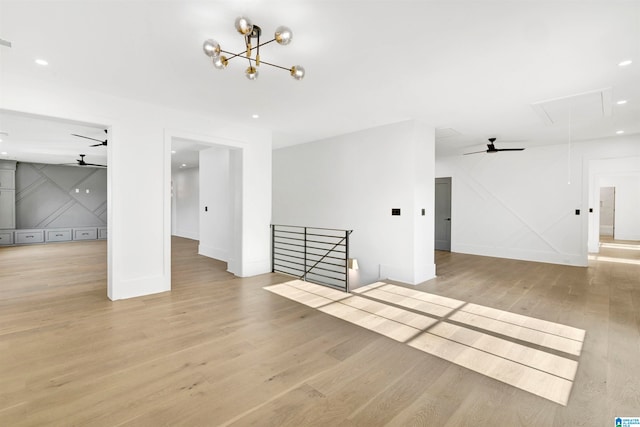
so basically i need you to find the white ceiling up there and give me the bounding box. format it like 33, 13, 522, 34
0, 0, 638, 164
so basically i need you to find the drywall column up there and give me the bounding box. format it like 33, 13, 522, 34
273, 120, 436, 286
410, 121, 437, 284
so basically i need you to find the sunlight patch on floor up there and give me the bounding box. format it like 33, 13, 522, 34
264, 280, 585, 406
588, 254, 640, 265
599, 242, 640, 251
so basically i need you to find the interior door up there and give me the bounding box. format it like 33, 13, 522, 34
435, 177, 451, 251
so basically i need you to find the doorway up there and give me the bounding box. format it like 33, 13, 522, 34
0, 109, 110, 298
435, 177, 452, 251
165, 133, 243, 287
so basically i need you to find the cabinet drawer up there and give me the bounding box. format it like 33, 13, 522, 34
98, 227, 108, 239
46, 229, 72, 242
73, 228, 97, 240
15, 230, 45, 244
0, 231, 14, 245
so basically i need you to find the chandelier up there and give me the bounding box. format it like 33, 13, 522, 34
203, 16, 305, 81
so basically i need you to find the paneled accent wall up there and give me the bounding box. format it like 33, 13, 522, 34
15, 163, 107, 229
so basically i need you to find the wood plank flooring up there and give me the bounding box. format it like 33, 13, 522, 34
1, 237, 639, 426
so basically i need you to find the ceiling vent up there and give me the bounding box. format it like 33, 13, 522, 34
531, 88, 612, 125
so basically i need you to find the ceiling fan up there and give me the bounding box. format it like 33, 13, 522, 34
64, 154, 107, 168
72, 129, 108, 147
463, 138, 525, 155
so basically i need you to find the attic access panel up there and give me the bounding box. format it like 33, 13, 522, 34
531, 88, 613, 125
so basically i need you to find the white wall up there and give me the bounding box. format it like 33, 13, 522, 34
171, 167, 199, 240
436, 134, 640, 265
273, 120, 436, 287
1, 72, 272, 300
199, 147, 231, 262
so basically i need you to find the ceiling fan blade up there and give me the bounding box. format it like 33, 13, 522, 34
495, 148, 525, 151
89, 142, 107, 147
463, 150, 487, 155
84, 163, 107, 167
72, 133, 107, 143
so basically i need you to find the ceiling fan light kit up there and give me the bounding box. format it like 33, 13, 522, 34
203, 16, 305, 81
72, 154, 106, 168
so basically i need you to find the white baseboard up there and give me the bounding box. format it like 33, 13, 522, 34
453, 244, 588, 267
108, 274, 170, 300
174, 230, 199, 240
198, 244, 228, 262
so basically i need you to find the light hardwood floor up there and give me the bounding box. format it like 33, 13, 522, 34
0, 237, 639, 426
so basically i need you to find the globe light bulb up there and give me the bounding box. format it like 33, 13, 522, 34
290, 65, 305, 80
245, 66, 259, 80
202, 39, 220, 58
235, 16, 253, 35
213, 55, 228, 69
275, 26, 293, 45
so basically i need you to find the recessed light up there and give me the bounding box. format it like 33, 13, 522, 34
616, 100, 628, 105
252, 114, 259, 119
35, 59, 49, 66
181, 163, 187, 167
1, 151, 7, 155
618, 60, 632, 67
171, 150, 176, 154
616, 130, 625, 134
0, 138, 3, 143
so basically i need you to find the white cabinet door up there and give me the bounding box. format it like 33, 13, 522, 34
0, 170, 15, 189
0, 189, 15, 229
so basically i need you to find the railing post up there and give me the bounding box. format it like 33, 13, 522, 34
345, 230, 350, 293
303, 227, 308, 281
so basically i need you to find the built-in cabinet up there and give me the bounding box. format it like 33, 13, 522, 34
0, 161, 16, 230
0, 227, 108, 246
15, 229, 45, 244
46, 229, 72, 242
0, 230, 14, 245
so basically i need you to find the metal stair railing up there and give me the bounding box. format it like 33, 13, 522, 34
271, 224, 353, 292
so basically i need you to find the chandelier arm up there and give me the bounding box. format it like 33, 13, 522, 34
253, 59, 291, 72
220, 38, 279, 62
221, 49, 247, 61
219, 51, 291, 71
255, 38, 277, 49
